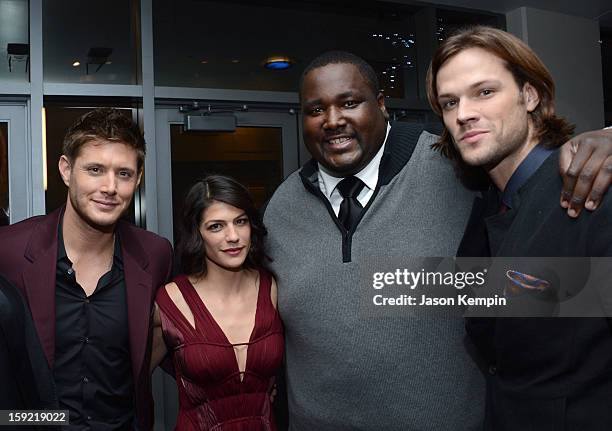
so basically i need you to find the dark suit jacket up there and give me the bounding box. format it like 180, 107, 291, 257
0, 273, 58, 430
459, 152, 612, 430
0, 207, 173, 431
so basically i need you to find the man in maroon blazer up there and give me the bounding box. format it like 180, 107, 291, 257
0, 108, 173, 430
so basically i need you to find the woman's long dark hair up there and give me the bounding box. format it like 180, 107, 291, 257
177, 175, 269, 276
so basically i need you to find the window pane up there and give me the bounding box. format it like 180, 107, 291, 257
43, 0, 140, 84
0, 122, 8, 225
154, 0, 419, 99
0, 0, 29, 83
435, 8, 504, 42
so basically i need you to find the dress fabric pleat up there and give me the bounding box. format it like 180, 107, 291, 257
156, 268, 284, 431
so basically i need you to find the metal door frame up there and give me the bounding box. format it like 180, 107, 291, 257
0, 102, 33, 223
152, 105, 299, 244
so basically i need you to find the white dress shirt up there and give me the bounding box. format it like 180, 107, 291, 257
317, 123, 391, 216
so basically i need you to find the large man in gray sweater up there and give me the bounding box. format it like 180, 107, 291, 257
263, 51, 612, 430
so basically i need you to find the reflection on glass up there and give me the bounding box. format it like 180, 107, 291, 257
435, 8, 504, 42
43, 104, 137, 224
170, 124, 283, 240
43, 0, 139, 84
0, 122, 9, 225
154, 0, 418, 98
0, 0, 29, 83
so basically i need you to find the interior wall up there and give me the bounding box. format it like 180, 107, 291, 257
506, 6, 604, 134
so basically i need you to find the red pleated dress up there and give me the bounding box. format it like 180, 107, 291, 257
156, 269, 284, 430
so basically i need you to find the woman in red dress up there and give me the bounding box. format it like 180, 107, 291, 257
151, 175, 284, 430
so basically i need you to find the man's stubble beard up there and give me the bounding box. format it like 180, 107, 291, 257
481, 117, 530, 172
68, 188, 131, 234
457, 95, 532, 172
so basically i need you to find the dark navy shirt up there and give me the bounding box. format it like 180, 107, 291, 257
458, 143, 556, 257
500, 143, 554, 209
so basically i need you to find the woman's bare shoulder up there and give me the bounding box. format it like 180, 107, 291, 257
161, 281, 189, 309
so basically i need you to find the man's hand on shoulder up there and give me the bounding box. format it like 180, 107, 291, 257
559, 128, 612, 218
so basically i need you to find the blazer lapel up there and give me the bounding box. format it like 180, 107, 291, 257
119, 222, 152, 383
22, 208, 63, 368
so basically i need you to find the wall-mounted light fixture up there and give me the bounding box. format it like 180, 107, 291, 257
7, 43, 29, 73
264, 56, 293, 70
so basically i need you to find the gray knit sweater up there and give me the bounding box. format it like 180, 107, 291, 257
264, 123, 485, 430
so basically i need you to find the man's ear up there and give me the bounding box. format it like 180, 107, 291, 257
377, 92, 389, 121
58, 155, 72, 187
136, 169, 143, 187
523, 83, 540, 113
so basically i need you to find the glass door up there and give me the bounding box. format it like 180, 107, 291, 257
0, 103, 29, 224
153, 106, 300, 243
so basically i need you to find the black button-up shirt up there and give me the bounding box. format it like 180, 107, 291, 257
54, 225, 134, 431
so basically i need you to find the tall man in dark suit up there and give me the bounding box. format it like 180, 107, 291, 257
0, 108, 173, 430
427, 26, 612, 429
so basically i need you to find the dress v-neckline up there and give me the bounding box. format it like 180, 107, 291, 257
179, 270, 263, 380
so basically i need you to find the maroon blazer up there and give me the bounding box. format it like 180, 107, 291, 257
0, 206, 173, 430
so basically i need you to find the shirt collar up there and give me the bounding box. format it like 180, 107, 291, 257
500, 143, 554, 208
318, 122, 391, 199
57, 216, 123, 265
57, 220, 68, 262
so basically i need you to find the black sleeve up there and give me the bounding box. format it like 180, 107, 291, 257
0, 274, 57, 413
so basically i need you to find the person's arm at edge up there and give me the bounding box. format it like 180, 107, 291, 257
559, 127, 612, 217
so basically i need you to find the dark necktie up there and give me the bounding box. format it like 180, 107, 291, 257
337, 176, 366, 232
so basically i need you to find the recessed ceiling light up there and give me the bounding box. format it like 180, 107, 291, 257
72, 61, 80, 67
264, 56, 293, 70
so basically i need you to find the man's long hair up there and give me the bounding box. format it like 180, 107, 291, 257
425, 26, 574, 188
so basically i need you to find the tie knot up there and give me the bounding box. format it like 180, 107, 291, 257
337, 176, 365, 198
